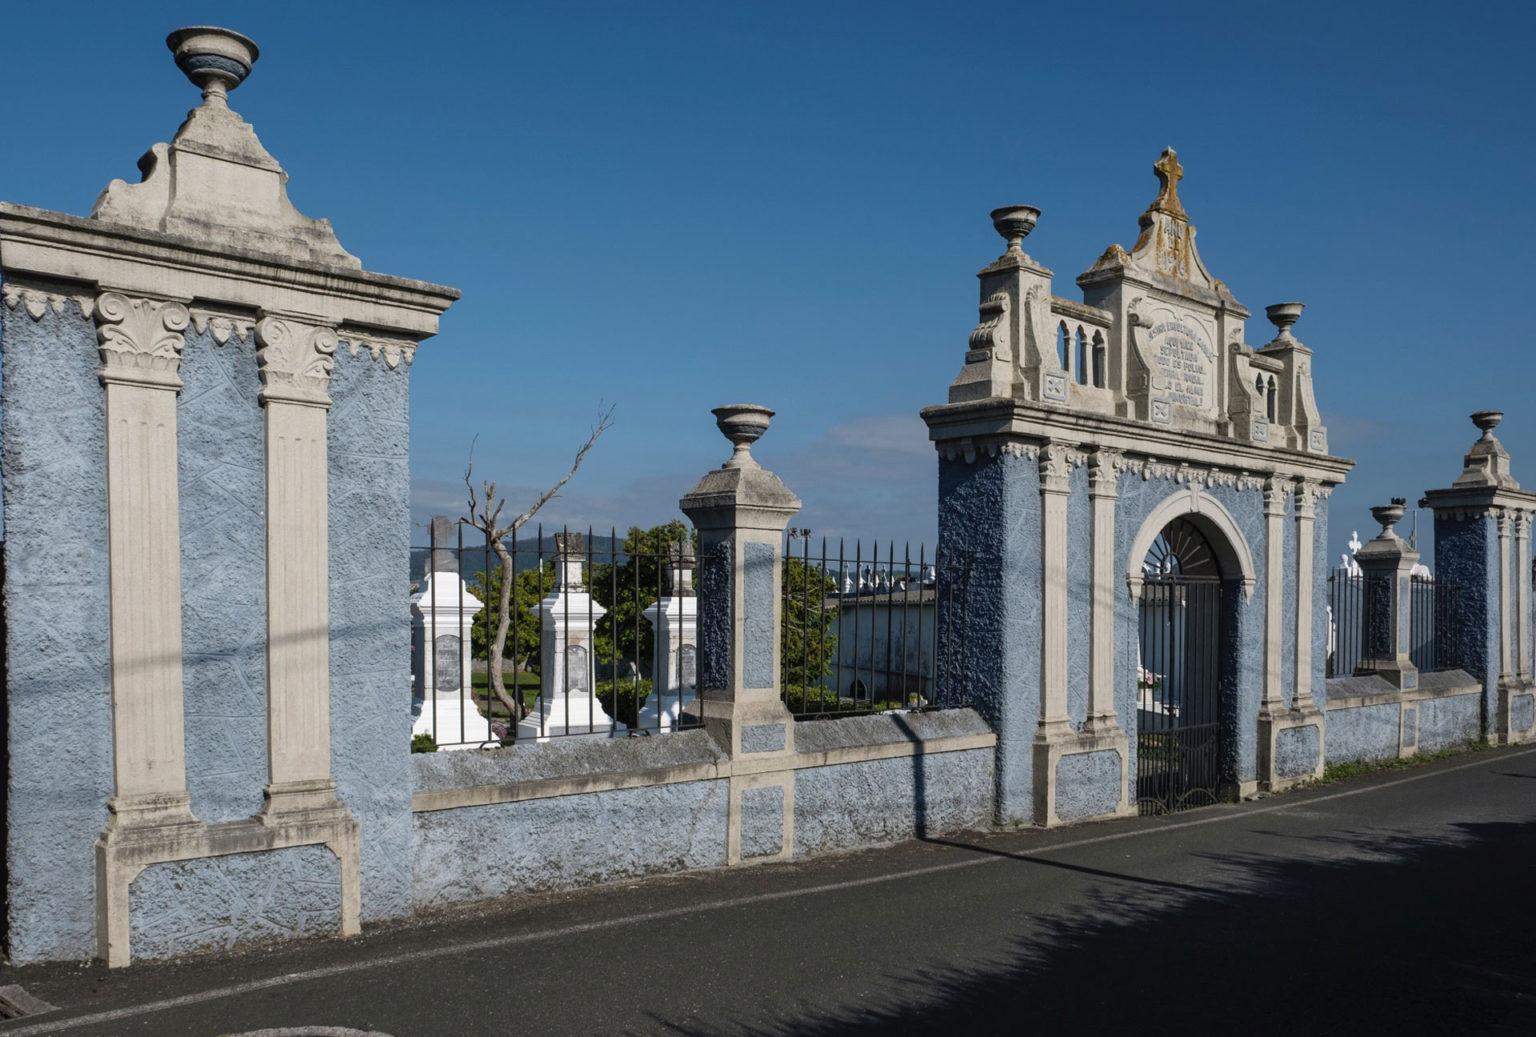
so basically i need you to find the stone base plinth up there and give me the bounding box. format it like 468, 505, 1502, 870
1033, 722, 1133, 827
1495, 678, 1536, 745
414, 696, 497, 749
517, 694, 625, 742
1257, 705, 1325, 791
637, 689, 699, 733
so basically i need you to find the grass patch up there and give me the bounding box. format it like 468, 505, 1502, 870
1305, 740, 1489, 787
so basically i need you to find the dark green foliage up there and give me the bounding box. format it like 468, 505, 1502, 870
781, 559, 839, 687
590, 521, 693, 676
410, 733, 438, 753
470, 561, 555, 670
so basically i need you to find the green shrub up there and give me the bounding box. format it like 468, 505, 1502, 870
410, 733, 438, 753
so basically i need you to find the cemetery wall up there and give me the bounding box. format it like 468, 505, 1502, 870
0, 289, 115, 962
410, 713, 995, 908
1324, 671, 1485, 765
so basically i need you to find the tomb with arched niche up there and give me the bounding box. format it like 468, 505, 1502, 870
924, 149, 1353, 825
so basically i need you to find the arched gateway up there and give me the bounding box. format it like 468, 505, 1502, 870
925, 148, 1353, 827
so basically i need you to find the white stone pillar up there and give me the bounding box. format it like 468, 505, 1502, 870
1262, 476, 1287, 714
1519, 512, 1532, 681
1293, 481, 1317, 710
256, 314, 347, 819
518, 533, 619, 740
94, 292, 197, 828
1039, 443, 1072, 734
639, 542, 698, 731
1499, 509, 1514, 681
412, 572, 493, 748
1087, 448, 1119, 727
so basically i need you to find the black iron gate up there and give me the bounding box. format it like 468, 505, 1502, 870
1137, 574, 1225, 815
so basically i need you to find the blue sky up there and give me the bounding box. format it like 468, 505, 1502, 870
4, 1, 1533, 565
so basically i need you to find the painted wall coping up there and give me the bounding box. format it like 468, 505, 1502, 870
1325, 669, 1480, 710
411, 709, 998, 813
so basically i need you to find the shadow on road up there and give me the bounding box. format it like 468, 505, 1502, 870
652, 816, 1536, 1035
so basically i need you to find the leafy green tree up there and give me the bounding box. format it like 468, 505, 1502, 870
781, 557, 838, 688
469, 561, 555, 672
591, 520, 693, 678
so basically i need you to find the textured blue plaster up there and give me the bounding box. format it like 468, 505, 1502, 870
1513, 693, 1534, 736
178, 327, 266, 823
1324, 703, 1401, 764
1432, 513, 1498, 706
741, 723, 786, 753
129, 845, 340, 959
794, 749, 993, 854
743, 541, 775, 689
1418, 692, 1481, 750
1281, 492, 1297, 707
740, 784, 784, 858
1275, 724, 1320, 778
1403, 705, 1418, 748
411, 780, 728, 907
937, 451, 1039, 824
1054, 749, 1121, 821
698, 535, 731, 691
1066, 466, 1091, 727
1, 296, 113, 963
328, 346, 416, 922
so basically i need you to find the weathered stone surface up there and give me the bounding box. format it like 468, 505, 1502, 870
1, 295, 113, 963
1324, 702, 1400, 764
1418, 692, 1482, 750
1066, 465, 1092, 726
1275, 724, 1320, 778
790, 709, 993, 753
1513, 693, 1535, 736
741, 724, 787, 754
743, 542, 776, 689
329, 346, 415, 922
413, 729, 724, 792
1054, 750, 1121, 821
793, 750, 993, 855
411, 780, 728, 907
178, 324, 266, 823
129, 845, 341, 959
740, 785, 784, 858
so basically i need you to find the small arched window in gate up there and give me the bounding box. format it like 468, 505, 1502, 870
1266, 376, 1278, 421
1075, 327, 1089, 385
1092, 331, 1106, 387
1057, 322, 1070, 375
1254, 373, 1265, 402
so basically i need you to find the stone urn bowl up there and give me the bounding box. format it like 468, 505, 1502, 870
165, 26, 260, 101
990, 205, 1040, 253
1370, 502, 1406, 535
1265, 301, 1305, 337
1471, 410, 1504, 439
712, 404, 774, 466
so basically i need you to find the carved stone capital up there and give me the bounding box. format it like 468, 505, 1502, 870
1293, 480, 1319, 518
257, 315, 338, 407
1088, 447, 1122, 497
1040, 442, 1073, 494
1263, 476, 1289, 516
95, 292, 191, 390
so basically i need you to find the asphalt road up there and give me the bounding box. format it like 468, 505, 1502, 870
4, 744, 1536, 1036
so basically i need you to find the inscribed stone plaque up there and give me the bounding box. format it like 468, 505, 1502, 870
1143, 305, 1214, 415
433, 634, 461, 693
680, 644, 697, 688
565, 644, 590, 693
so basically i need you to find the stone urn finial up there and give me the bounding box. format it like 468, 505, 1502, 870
1266, 302, 1305, 340
989, 205, 1040, 255
1471, 410, 1504, 441
166, 26, 260, 106
712, 404, 775, 468
1370, 499, 1406, 537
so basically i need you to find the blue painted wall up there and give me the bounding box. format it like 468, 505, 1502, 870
1, 294, 113, 962
328, 345, 415, 922
937, 450, 1039, 824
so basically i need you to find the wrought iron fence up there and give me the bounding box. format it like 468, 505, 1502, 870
779, 535, 970, 719
411, 522, 701, 749
1137, 576, 1226, 815
1327, 568, 1461, 676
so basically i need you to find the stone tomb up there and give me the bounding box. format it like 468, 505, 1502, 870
639, 539, 700, 731
412, 517, 496, 748
923, 149, 1353, 825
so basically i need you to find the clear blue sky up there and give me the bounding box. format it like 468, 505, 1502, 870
5, 1, 1533, 566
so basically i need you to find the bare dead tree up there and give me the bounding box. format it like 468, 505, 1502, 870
464, 403, 615, 722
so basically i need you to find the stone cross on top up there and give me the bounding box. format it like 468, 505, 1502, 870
1149, 147, 1187, 219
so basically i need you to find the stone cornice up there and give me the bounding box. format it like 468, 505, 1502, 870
0, 203, 457, 341
922, 396, 1352, 485
1419, 484, 1536, 518
256, 315, 337, 407
2, 282, 96, 321
95, 292, 190, 390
